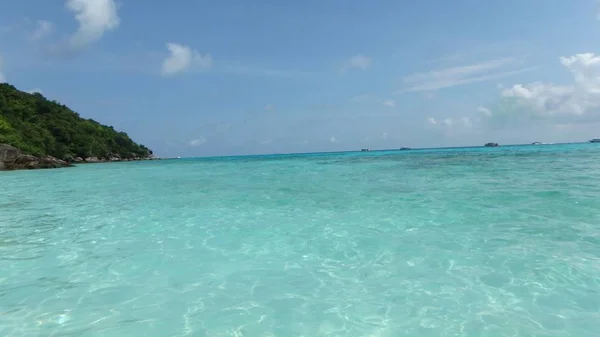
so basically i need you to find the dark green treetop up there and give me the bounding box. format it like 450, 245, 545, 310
0, 83, 152, 160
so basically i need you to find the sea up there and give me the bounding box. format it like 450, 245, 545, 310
1, 143, 599, 337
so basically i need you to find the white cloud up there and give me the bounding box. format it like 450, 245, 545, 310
383, 99, 396, 108
426, 116, 472, 128
349, 55, 371, 69
189, 137, 207, 146
329, 136, 339, 143
30, 20, 54, 40
460, 117, 473, 128
66, 0, 120, 48
341, 54, 371, 72
220, 64, 313, 78
477, 106, 492, 117
259, 139, 272, 145
501, 53, 600, 119
264, 104, 274, 111
400, 58, 534, 92
161, 43, 213, 76
352, 94, 371, 102
380, 132, 388, 139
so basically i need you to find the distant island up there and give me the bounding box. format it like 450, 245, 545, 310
0, 83, 155, 170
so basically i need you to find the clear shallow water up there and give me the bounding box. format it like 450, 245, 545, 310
1, 144, 600, 337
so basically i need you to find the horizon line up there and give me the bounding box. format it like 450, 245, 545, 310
162, 141, 591, 160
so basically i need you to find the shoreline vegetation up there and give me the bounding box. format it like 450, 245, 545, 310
0, 83, 157, 171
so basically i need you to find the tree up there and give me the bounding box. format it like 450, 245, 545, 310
0, 83, 152, 160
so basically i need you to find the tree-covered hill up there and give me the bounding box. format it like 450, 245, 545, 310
0, 83, 152, 160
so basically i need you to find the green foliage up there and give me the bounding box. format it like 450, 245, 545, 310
0, 83, 152, 160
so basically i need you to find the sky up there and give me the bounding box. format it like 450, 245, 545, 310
1, 0, 600, 157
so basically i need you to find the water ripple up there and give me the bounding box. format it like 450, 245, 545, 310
1, 145, 600, 336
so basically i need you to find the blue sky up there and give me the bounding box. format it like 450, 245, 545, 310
1, 0, 600, 157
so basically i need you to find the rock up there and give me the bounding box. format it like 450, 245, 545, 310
6, 154, 37, 170
0, 144, 20, 161
85, 157, 101, 163
74, 157, 83, 162
13, 154, 39, 169
2, 146, 68, 169
0, 144, 21, 170
39, 156, 70, 168
6, 154, 72, 170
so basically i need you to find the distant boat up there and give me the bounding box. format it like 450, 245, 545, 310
590, 138, 600, 143
361, 148, 370, 152
484, 142, 499, 147
532, 142, 542, 145
400, 147, 411, 150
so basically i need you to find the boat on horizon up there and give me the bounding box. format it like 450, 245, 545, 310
484, 142, 499, 147
361, 148, 370, 152
590, 138, 600, 143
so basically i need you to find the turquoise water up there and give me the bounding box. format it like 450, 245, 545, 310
1, 144, 600, 337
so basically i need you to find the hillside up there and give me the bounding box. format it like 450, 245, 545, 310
0, 83, 152, 160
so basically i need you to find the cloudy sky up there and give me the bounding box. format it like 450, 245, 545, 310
1, 0, 600, 157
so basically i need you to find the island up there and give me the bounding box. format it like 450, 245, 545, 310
0, 83, 155, 170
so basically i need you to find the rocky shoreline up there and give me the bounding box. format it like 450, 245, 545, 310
0, 144, 159, 171
71, 155, 160, 164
